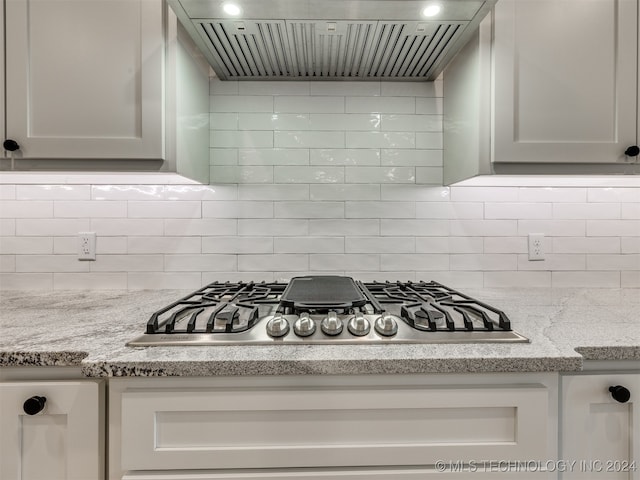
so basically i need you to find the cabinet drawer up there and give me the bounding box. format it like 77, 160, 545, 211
121, 384, 548, 471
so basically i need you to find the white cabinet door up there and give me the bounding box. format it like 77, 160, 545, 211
5, 0, 164, 159
0, 380, 103, 480
561, 373, 640, 479
493, 0, 638, 164
0, 1, 5, 159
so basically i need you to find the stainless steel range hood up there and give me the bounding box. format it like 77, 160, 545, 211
167, 0, 496, 81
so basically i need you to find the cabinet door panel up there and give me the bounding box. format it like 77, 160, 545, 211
5, 0, 164, 159
493, 0, 638, 163
562, 373, 640, 480
0, 381, 103, 480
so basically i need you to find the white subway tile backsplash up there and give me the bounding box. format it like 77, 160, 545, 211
17, 219, 91, 236
210, 95, 273, 112
310, 185, 380, 201
239, 148, 309, 166
164, 254, 237, 272
211, 166, 274, 184
622, 237, 640, 253
346, 97, 414, 113
17, 185, 90, 200
587, 220, 640, 237
238, 81, 310, 96
275, 131, 344, 148
381, 254, 448, 271
311, 82, 380, 96
211, 130, 274, 148
552, 271, 620, 288
0, 273, 53, 290
274, 237, 344, 254
164, 219, 237, 236
310, 254, 379, 271
54, 201, 127, 218
0, 237, 53, 254
345, 167, 415, 184
127, 237, 201, 254
380, 114, 442, 132
553, 203, 621, 219
0, 201, 53, 218
309, 219, 379, 236
346, 201, 415, 218
274, 166, 345, 183
238, 184, 309, 201
238, 113, 310, 131
239, 219, 308, 236
346, 237, 414, 254
128, 201, 201, 219
346, 132, 414, 149
381, 149, 442, 167
275, 201, 344, 219
1, 79, 637, 290
203, 236, 273, 254
275, 96, 344, 113
203, 201, 274, 219
310, 149, 380, 166
486, 203, 552, 219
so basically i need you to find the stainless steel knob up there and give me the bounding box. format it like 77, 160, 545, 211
321, 311, 343, 336
266, 314, 289, 338
347, 313, 370, 336
374, 314, 398, 337
293, 312, 316, 337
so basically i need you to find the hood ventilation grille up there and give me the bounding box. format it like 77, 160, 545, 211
195, 19, 466, 80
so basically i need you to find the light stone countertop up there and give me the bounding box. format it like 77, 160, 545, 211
0, 288, 638, 377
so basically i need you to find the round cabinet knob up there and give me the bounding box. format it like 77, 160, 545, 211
321, 311, 343, 336
3, 139, 20, 152
23, 396, 47, 415
347, 313, 371, 336
374, 314, 398, 337
625, 145, 640, 157
266, 314, 289, 338
609, 385, 631, 403
293, 312, 316, 337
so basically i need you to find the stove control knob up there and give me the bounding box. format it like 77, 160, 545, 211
293, 312, 316, 337
374, 314, 398, 337
321, 311, 343, 336
266, 314, 289, 338
347, 313, 371, 336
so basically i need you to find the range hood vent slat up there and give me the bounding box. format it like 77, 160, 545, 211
177, 1, 496, 81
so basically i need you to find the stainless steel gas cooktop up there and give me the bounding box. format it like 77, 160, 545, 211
127, 276, 529, 346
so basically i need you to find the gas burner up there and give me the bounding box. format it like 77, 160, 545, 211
127, 276, 529, 346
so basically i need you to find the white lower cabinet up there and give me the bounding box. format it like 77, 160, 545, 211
561, 372, 640, 480
109, 373, 558, 480
0, 379, 104, 480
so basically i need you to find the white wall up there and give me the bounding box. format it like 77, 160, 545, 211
0, 79, 638, 290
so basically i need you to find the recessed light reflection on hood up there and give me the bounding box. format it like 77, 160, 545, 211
422, 4, 442, 17
223, 3, 241, 16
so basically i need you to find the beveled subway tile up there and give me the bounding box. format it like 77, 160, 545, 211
310, 254, 379, 271
202, 236, 273, 254
0, 201, 53, 218
210, 113, 238, 130
274, 131, 345, 148
91, 185, 164, 201
486, 202, 552, 219
380, 114, 442, 132
484, 271, 551, 288
519, 187, 587, 203
310, 149, 380, 166
275, 201, 344, 219
0, 237, 53, 254
89, 254, 164, 272
91, 219, 163, 236
274, 166, 344, 184
346, 132, 414, 149
0, 273, 53, 290
211, 130, 273, 148
238, 113, 310, 131
311, 82, 380, 96
274, 96, 344, 113
128, 272, 203, 290
238, 184, 309, 201
127, 236, 201, 254
16, 185, 90, 200
587, 220, 640, 236
17, 219, 91, 236
381, 82, 441, 97
552, 237, 620, 254
553, 203, 620, 219
345, 167, 415, 184
203, 201, 274, 219
54, 273, 127, 290
210, 95, 272, 112
345, 237, 414, 254
239, 81, 310, 96
0, 185, 16, 200
381, 149, 442, 167
239, 219, 309, 236
552, 271, 620, 288
380, 219, 449, 236
239, 148, 309, 166
309, 114, 380, 131
346, 201, 415, 218
346, 96, 414, 113
164, 254, 237, 272
587, 187, 639, 202
380, 254, 448, 271
128, 201, 201, 219
164, 219, 237, 236
381, 185, 450, 201
210, 149, 239, 166
449, 254, 517, 271
416, 202, 483, 219
16, 255, 89, 273
54, 201, 127, 218
309, 219, 379, 236
310, 184, 380, 201
415, 97, 444, 114
211, 166, 274, 184
274, 236, 344, 254
239, 254, 308, 271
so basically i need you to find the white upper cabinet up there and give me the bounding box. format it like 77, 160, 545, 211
4, 0, 165, 159
492, 0, 638, 164
0, 3, 5, 159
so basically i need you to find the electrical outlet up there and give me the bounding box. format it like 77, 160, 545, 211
78, 232, 96, 261
528, 233, 545, 261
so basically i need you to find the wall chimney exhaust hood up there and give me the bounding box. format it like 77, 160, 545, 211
167, 0, 496, 81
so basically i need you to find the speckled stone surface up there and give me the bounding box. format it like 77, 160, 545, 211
1, 288, 638, 377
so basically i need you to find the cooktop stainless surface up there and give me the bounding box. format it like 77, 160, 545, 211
127, 276, 529, 346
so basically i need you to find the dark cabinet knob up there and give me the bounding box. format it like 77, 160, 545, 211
3, 139, 20, 152
608, 385, 631, 403
625, 145, 640, 157
23, 396, 47, 415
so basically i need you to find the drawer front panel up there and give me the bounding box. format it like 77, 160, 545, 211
121, 384, 548, 471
